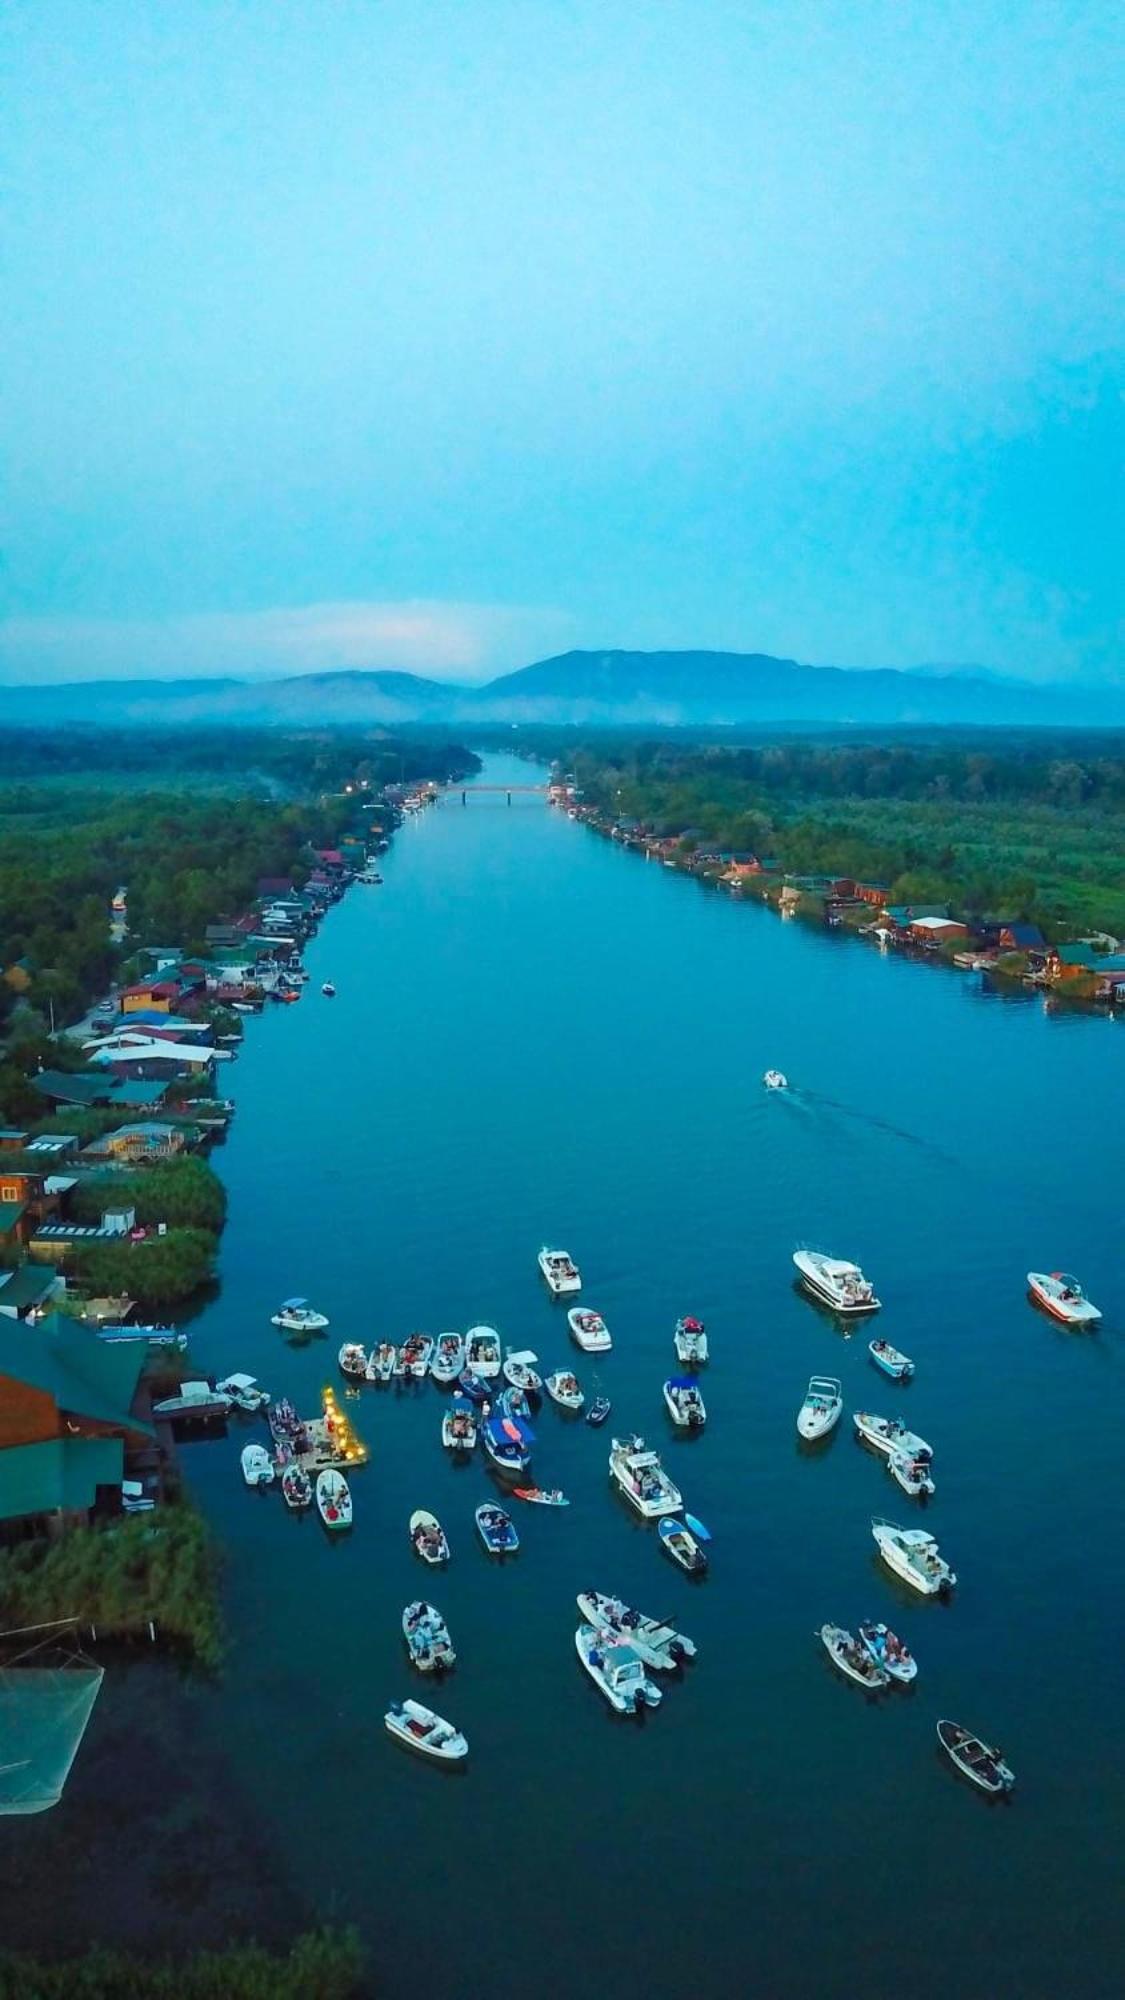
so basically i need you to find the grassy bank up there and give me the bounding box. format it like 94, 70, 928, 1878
0, 1927, 364, 1999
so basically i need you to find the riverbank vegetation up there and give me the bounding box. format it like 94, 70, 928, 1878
68, 1226, 219, 1310
0, 1927, 364, 1998
67, 1158, 227, 1233
558, 735, 1125, 938
0, 1501, 222, 1666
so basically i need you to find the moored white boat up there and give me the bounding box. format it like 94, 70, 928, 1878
868, 1339, 915, 1380
871, 1517, 955, 1595
271, 1297, 329, 1334
151, 1380, 232, 1421
321, 981, 336, 997
568, 1307, 611, 1353
888, 1449, 935, 1500
366, 1340, 396, 1382
398, 1333, 434, 1378
673, 1317, 708, 1365
217, 1372, 271, 1413
545, 1369, 584, 1410
240, 1443, 275, 1487
663, 1378, 707, 1428
819, 1623, 889, 1689
858, 1621, 917, 1684
464, 1326, 501, 1377
658, 1517, 708, 1573
441, 1398, 477, 1452
384, 1697, 467, 1763
338, 1342, 368, 1378
431, 1332, 465, 1383
797, 1375, 843, 1440
763, 1069, 788, 1089
608, 1435, 683, 1518
1027, 1271, 1101, 1327
793, 1250, 881, 1315
503, 1349, 543, 1396
281, 1465, 312, 1510
403, 1600, 456, 1671
853, 1411, 932, 1461
316, 1469, 352, 1530
409, 1510, 450, 1563
575, 1626, 662, 1712
576, 1592, 696, 1668
538, 1247, 581, 1296
475, 1502, 519, 1553
937, 1719, 1014, 1794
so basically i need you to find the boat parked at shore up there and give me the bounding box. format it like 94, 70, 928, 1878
793, 1250, 881, 1315
539, 1247, 581, 1295
937, 1720, 1014, 1794
575, 1626, 662, 1713
1027, 1271, 1102, 1327
872, 1517, 955, 1595
384, 1698, 467, 1764
609, 1435, 683, 1518
218, 1373, 271, 1413
568, 1307, 611, 1352
797, 1375, 842, 1440
152, 1380, 232, 1422
240, 1443, 275, 1487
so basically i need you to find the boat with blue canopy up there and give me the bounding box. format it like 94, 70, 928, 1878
481, 1412, 535, 1475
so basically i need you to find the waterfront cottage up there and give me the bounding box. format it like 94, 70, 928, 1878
81, 1121, 193, 1164
908, 915, 970, 946
0, 1264, 66, 1321
0, 1313, 154, 1537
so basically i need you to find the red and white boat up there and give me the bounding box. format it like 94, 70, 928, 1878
1027, 1271, 1101, 1327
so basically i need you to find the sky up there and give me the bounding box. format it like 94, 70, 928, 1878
2, 0, 1122, 687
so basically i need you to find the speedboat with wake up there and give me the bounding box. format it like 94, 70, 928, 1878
575, 1627, 662, 1713
673, 1317, 708, 1365
384, 1698, 467, 1764
871, 1517, 955, 1595
403, 1601, 456, 1672
442, 1398, 477, 1452
819, 1623, 889, 1690
568, 1307, 611, 1353
1027, 1271, 1101, 1327
797, 1376, 842, 1440
576, 1592, 696, 1668
858, 1621, 917, 1683
937, 1720, 1014, 1794
793, 1250, 881, 1316
538, 1247, 581, 1296
663, 1378, 706, 1428
608, 1436, 682, 1518
586, 1391, 612, 1427
763, 1069, 788, 1090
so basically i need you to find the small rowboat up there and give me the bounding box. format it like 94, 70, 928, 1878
869, 1339, 915, 1380
937, 1719, 1014, 1794
410, 1509, 450, 1563
858, 1621, 917, 1684
819, 1623, 889, 1689
658, 1518, 708, 1574
797, 1375, 842, 1440
384, 1698, 467, 1763
512, 1486, 569, 1506
475, 1503, 519, 1554
316, 1469, 352, 1530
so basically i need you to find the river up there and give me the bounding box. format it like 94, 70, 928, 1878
7, 750, 1124, 1996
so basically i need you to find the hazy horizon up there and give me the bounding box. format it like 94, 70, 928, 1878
3, 3, 1122, 689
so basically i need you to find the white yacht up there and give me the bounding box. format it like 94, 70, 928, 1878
608, 1435, 683, 1518
567, 1307, 611, 1353
871, 1517, 955, 1595
574, 1627, 662, 1713
538, 1247, 581, 1296
793, 1250, 881, 1315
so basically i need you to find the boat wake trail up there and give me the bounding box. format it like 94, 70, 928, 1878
788, 1091, 959, 1167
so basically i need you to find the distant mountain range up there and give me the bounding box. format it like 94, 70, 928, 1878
4, 650, 1122, 729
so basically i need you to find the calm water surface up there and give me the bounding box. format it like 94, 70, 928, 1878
12, 751, 1125, 1995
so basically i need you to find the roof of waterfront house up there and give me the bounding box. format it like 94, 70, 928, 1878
108, 1080, 176, 1109
910, 915, 968, 932
1051, 943, 1105, 968
32, 1070, 119, 1107
882, 903, 950, 924
0, 1265, 63, 1315
0, 1435, 126, 1521
998, 922, 1046, 949
0, 1313, 153, 1429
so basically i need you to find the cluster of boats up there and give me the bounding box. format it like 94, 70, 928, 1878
575, 1592, 697, 1714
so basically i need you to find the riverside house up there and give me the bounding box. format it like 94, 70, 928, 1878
0, 1313, 155, 1540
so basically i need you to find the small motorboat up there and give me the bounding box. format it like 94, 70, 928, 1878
410, 1509, 450, 1564
481, 1412, 534, 1476
869, 1339, 915, 1381
442, 1398, 478, 1452
858, 1621, 917, 1684
673, 1317, 708, 1365
464, 1326, 502, 1377
338, 1342, 368, 1378
871, 1517, 955, 1595
457, 1367, 491, 1404
576, 1592, 696, 1669
888, 1449, 936, 1500
475, 1502, 519, 1554
538, 1246, 582, 1296
1027, 1270, 1102, 1328
496, 1384, 532, 1423
575, 1626, 662, 1713
151, 1380, 232, 1422
398, 1333, 434, 1378
663, 1377, 707, 1429
797, 1376, 843, 1440
586, 1393, 612, 1428
366, 1340, 397, 1382
431, 1332, 465, 1383
316, 1469, 352, 1530
819, 1623, 889, 1690
793, 1250, 881, 1316
384, 1698, 467, 1763
608, 1436, 683, 1518
218, 1372, 271, 1413
281, 1465, 313, 1510
321, 982, 336, 997
240, 1443, 275, 1488
503, 1349, 543, 1396
271, 1297, 330, 1334
763, 1069, 788, 1090
853, 1411, 933, 1461
658, 1517, 708, 1574
512, 1486, 569, 1506
403, 1601, 456, 1672
568, 1307, 612, 1353
937, 1719, 1014, 1795
545, 1369, 584, 1410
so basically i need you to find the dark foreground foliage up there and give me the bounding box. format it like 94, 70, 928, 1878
0, 1927, 364, 1999
0, 1502, 222, 1666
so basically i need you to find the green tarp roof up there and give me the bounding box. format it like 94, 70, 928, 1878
0, 1436, 124, 1522
0, 1265, 61, 1310
0, 1201, 27, 1236
0, 1313, 152, 1436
